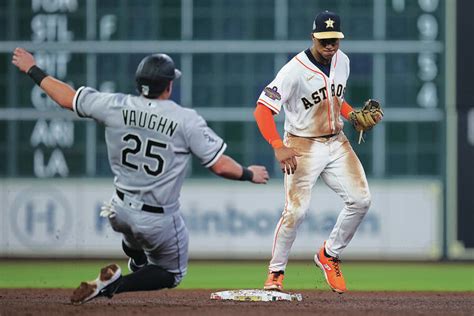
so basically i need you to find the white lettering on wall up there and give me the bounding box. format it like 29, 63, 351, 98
30, 119, 74, 148
34, 149, 70, 178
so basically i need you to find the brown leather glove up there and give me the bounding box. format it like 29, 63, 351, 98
349, 99, 384, 132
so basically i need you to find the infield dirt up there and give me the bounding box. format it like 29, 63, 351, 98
0, 289, 472, 316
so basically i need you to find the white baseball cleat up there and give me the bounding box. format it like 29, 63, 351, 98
70, 264, 122, 305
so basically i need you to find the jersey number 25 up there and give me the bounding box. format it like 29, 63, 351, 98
121, 133, 167, 177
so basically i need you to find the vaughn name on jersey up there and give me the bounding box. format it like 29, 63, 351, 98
122, 108, 178, 137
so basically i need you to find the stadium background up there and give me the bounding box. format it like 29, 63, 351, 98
0, 0, 472, 266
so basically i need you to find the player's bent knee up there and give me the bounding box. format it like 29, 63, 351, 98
282, 208, 307, 228
347, 191, 371, 213
148, 265, 177, 289
355, 193, 371, 212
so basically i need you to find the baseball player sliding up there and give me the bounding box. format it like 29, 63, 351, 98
254, 11, 383, 293
12, 49, 269, 304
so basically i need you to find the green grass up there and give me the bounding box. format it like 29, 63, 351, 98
0, 260, 472, 291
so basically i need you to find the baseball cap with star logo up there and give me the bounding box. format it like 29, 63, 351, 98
312, 10, 344, 39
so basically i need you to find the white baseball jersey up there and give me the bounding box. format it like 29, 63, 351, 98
73, 86, 227, 209
258, 49, 350, 137
259, 48, 372, 273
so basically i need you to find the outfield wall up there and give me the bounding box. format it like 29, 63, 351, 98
0, 179, 442, 260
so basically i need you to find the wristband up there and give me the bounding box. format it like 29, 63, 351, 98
27, 65, 48, 86
239, 167, 254, 181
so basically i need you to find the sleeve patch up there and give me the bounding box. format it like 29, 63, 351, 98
263, 86, 281, 101
202, 130, 218, 144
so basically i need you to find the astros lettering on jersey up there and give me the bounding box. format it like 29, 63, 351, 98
258, 50, 349, 137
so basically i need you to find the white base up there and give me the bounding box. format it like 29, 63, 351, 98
210, 289, 302, 302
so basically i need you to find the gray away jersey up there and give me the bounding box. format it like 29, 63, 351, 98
73, 86, 227, 207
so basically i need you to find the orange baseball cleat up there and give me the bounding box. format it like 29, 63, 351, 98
314, 243, 347, 293
263, 271, 285, 292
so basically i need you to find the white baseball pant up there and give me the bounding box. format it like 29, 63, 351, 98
269, 132, 371, 272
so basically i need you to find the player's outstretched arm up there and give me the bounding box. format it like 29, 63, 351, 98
210, 155, 269, 184
12, 47, 76, 110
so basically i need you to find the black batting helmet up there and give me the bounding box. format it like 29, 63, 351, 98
135, 53, 181, 98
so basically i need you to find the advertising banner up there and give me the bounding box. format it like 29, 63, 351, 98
0, 179, 441, 259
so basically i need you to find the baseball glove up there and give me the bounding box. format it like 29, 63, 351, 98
349, 99, 384, 132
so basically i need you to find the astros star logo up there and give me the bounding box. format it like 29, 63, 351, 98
325, 18, 335, 29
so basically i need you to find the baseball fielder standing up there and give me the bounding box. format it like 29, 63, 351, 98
12, 48, 269, 304
254, 11, 383, 293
